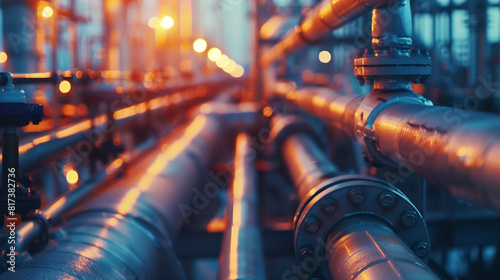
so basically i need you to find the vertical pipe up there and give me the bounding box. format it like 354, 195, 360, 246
248, 0, 260, 101
218, 133, 266, 280
1, 128, 18, 188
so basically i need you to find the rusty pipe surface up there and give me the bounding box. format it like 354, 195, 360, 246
275, 83, 500, 211
260, 0, 396, 66
326, 215, 438, 280
217, 133, 266, 280
0, 108, 249, 279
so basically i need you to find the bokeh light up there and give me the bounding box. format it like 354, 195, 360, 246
160, 16, 174, 29
216, 54, 229, 68
231, 65, 245, 78
0, 52, 7, 63
207, 48, 222, 62
59, 80, 71, 93
318, 50, 332, 63
148, 17, 160, 28
42, 6, 53, 18
193, 38, 208, 53
66, 170, 79, 184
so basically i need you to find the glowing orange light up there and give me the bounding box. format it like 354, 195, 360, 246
62, 104, 77, 116
42, 6, 53, 18
19, 143, 34, 154
148, 17, 160, 28
223, 60, 237, 73
44, 197, 66, 219
59, 80, 71, 93
161, 16, 174, 29
193, 38, 207, 53
263, 106, 273, 117
55, 120, 92, 138
117, 188, 141, 215
207, 48, 222, 62
113, 138, 121, 146
106, 158, 123, 175
216, 54, 229, 68
33, 135, 51, 145
66, 170, 79, 184
230, 65, 245, 78
206, 218, 226, 232
0, 52, 7, 63
319, 50, 332, 63
75, 70, 83, 79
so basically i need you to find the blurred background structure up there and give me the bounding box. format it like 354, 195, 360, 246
0, 0, 499, 279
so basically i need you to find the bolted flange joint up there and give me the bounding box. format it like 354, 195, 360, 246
293, 175, 430, 280
354, 47, 431, 87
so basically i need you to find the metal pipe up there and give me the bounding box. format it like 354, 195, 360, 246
274, 83, 362, 138
0, 110, 241, 279
1, 128, 18, 188
13, 137, 157, 253
282, 133, 340, 201
326, 215, 438, 280
260, 0, 394, 66
275, 83, 500, 211
217, 133, 266, 280
0, 79, 236, 174
273, 115, 437, 280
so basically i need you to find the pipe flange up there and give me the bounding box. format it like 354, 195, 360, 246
353, 90, 432, 167
293, 175, 430, 279
354, 48, 431, 85
268, 115, 327, 156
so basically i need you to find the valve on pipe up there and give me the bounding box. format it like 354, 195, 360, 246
0, 72, 44, 219
270, 115, 437, 280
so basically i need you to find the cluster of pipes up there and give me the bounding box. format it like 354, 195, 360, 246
1, 0, 500, 279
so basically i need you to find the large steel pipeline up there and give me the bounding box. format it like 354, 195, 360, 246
260, 0, 395, 66
12, 137, 158, 253
0, 79, 235, 174
0, 107, 254, 279
275, 83, 500, 211
326, 215, 437, 280
272, 116, 437, 280
217, 133, 266, 280
282, 133, 340, 200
